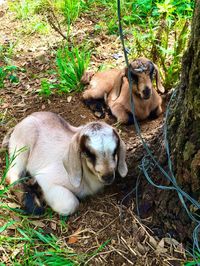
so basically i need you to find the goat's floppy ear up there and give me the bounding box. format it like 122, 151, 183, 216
153, 63, 165, 93
113, 130, 128, 178
110, 70, 125, 101
63, 133, 82, 188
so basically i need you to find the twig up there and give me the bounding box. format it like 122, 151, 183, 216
97, 216, 119, 235
110, 246, 134, 265
46, 3, 67, 40
47, 15, 67, 40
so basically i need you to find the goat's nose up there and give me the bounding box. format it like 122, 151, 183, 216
101, 174, 115, 184
143, 86, 151, 99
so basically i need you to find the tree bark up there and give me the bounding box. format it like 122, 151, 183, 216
168, 0, 200, 196
136, 1, 200, 242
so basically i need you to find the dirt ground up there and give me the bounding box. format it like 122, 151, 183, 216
0, 4, 187, 265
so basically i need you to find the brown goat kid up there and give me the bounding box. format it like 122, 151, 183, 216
82, 58, 165, 124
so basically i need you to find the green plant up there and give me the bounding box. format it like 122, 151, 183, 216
8, 0, 48, 19
38, 44, 90, 96
0, 151, 110, 265
184, 251, 200, 266
0, 65, 20, 88
0, 42, 16, 64
38, 79, 56, 96
56, 44, 90, 93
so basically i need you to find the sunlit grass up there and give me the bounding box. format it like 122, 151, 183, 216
0, 151, 109, 265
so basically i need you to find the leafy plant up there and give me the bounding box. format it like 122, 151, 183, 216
0, 41, 17, 65
8, 0, 48, 19
38, 44, 90, 96
56, 44, 90, 93
184, 251, 200, 266
38, 78, 58, 96
0, 65, 21, 88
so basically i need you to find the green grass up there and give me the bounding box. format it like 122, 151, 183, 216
185, 255, 200, 265
38, 44, 91, 96
7, 0, 194, 90
90, 0, 193, 89
56, 44, 90, 93
0, 151, 110, 265
0, 65, 24, 89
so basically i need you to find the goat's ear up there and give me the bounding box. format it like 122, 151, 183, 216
153, 63, 165, 93
110, 70, 125, 101
113, 130, 128, 178
63, 133, 82, 188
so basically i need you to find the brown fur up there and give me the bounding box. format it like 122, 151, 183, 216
82, 57, 165, 124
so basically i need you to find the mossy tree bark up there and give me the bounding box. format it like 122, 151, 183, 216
139, 1, 200, 241
168, 0, 200, 196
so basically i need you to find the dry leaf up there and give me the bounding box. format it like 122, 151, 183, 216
50, 222, 57, 230
163, 237, 179, 246
156, 238, 168, 254
136, 242, 146, 255
67, 236, 78, 244
67, 96, 72, 103
31, 220, 45, 228
7, 202, 20, 208
149, 235, 158, 249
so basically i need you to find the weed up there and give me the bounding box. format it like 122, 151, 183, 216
0, 151, 110, 264
8, 0, 50, 35
8, 0, 47, 19
184, 251, 200, 266
38, 78, 56, 96
38, 44, 90, 96
0, 65, 21, 88
0, 42, 16, 64
56, 44, 90, 93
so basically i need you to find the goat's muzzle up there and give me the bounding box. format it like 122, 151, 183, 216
100, 172, 115, 185
142, 86, 151, 100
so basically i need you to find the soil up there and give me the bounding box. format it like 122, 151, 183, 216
0, 4, 187, 265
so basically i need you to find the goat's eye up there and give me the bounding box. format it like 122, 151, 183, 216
84, 148, 96, 163
131, 72, 138, 84
113, 147, 118, 159
149, 63, 155, 80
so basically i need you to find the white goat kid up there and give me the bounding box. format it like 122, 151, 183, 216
4, 112, 128, 215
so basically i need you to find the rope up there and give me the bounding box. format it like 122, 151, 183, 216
117, 0, 200, 262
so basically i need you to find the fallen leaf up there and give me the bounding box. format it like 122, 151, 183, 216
31, 220, 45, 228
67, 236, 78, 244
149, 236, 158, 249
50, 222, 57, 230
7, 202, 20, 208
67, 96, 72, 103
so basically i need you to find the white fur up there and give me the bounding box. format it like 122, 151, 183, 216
6, 112, 128, 215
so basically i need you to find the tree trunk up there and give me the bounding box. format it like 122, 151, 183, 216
168, 0, 200, 196
136, 1, 200, 242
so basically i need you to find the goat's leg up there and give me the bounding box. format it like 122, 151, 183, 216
110, 104, 132, 124
82, 85, 105, 101
43, 185, 79, 215
6, 146, 29, 185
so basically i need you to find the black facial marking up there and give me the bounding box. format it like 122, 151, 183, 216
143, 86, 151, 99
80, 135, 96, 164
130, 71, 139, 84
113, 136, 119, 158
84, 147, 96, 163
112, 129, 120, 158
149, 61, 155, 80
